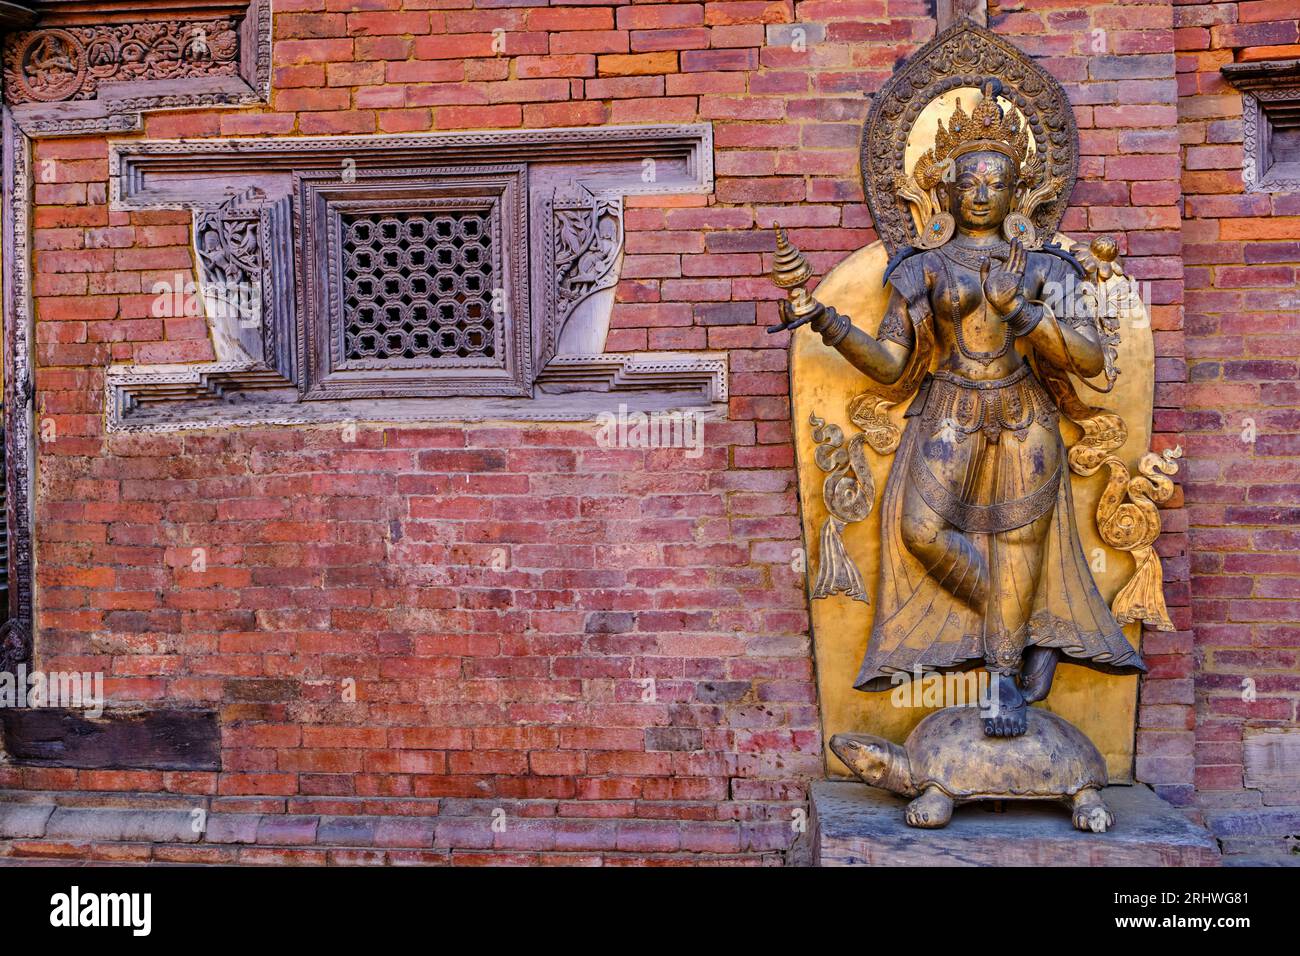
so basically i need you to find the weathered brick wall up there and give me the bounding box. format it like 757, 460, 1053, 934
6, 0, 1215, 862
1176, 0, 1300, 856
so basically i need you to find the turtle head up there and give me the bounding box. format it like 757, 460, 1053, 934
830, 733, 915, 795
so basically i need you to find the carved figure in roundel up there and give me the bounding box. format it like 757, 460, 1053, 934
12, 30, 87, 103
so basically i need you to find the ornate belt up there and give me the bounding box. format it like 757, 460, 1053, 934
908, 445, 1061, 534
932, 362, 1031, 390
919, 362, 1057, 444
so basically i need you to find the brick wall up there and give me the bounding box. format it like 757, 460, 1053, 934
1176, 0, 1300, 857
8, 0, 1286, 862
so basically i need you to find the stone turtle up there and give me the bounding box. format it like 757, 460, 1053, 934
830, 706, 1114, 831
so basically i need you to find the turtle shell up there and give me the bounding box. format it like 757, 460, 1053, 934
905, 706, 1108, 799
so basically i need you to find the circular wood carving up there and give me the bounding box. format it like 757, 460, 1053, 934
12, 29, 87, 102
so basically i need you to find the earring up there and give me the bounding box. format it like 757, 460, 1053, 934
1002, 212, 1037, 247
918, 212, 955, 249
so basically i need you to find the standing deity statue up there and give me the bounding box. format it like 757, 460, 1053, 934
773, 21, 1180, 830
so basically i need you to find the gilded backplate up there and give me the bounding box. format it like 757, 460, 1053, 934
793, 240, 1157, 783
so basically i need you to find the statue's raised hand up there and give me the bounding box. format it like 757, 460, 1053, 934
979, 238, 1027, 313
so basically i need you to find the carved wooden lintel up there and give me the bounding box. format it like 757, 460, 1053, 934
111, 123, 713, 209
3, 0, 270, 136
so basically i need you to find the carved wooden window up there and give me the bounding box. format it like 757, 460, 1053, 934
1223, 59, 1300, 193
106, 125, 724, 429
297, 166, 529, 399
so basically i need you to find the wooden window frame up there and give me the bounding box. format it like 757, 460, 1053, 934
296, 165, 531, 401
1223, 59, 1300, 194
102, 124, 725, 431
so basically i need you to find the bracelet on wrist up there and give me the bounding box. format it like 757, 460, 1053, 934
821, 307, 851, 347
1007, 300, 1044, 338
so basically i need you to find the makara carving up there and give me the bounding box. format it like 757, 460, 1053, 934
773, 20, 1179, 830
552, 185, 624, 353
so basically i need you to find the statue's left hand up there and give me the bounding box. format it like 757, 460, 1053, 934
981, 237, 1027, 313
767, 296, 826, 334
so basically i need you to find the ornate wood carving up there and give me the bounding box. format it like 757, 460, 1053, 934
295, 165, 530, 400
195, 188, 263, 357
544, 183, 624, 367
1, 109, 33, 672
534, 352, 727, 402
110, 124, 714, 209
103, 124, 721, 429
105, 352, 728, 431
1222, 60, 1300, 194
192, 188, 296, 386
4, 18, 240, 104
3, 0, 270, 137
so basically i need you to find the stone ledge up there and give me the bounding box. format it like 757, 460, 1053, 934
0, 791, 795, 864
812, 781, 1222, 866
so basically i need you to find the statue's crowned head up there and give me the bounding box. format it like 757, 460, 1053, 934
913, 79, 1031, 193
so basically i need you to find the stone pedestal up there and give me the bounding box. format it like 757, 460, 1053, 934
812, 780, 1221, 866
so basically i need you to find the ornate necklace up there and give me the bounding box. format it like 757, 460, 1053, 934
937, 237, 1009, 272
934, 251, 1012, 366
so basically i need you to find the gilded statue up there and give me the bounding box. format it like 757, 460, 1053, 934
773, 21, 1179, 830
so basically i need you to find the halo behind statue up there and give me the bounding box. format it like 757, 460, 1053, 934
861, 18, 1079, 256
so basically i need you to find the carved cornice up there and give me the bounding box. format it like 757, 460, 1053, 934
1221, 58, 1300, 91
110, 123, 715, 209
105, 352, 727, 432
536, 352, 728, 403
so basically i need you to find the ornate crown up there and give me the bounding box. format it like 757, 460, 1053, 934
912, 79, 1031, 192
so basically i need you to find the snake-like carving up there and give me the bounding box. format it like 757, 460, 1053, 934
1069, 413, 1182, 631
809, 414, 874, 603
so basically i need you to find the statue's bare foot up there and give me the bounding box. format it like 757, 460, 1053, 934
1019, 646, 1059, 703
904, 786, 954, 829
983, 672, 1027, 737
1072, 788, 1113, 833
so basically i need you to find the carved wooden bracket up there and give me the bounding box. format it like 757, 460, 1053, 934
2, 0, 270, 136
106, 123, 722, 430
